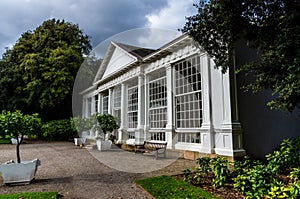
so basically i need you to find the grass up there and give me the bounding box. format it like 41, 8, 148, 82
136, 175, 220, 199
0, 192, 57, 199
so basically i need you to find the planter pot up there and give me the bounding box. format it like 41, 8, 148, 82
96, 140, 112, 151
0, 158, 41, 185
74, 137, 86, 146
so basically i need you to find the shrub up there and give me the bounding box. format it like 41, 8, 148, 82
231, 156, 261, 178
197, 157, 212, 174
71, 115, 98, 136
234, 163, 276, 198
183, 157, 212, 185
267, 168, 300, 199
42, 119, 76, 141
210, 157, 230, 188
266, 139, 293, 173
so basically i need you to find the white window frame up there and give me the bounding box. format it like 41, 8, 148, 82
149, 75, 167, 130
174, 56, 202, 129
127, 85, 138, 129
102, 92, 109, 114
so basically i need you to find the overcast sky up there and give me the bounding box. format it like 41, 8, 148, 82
0, 0, 198, 58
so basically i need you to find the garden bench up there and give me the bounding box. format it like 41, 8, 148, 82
137, 140, 167, 159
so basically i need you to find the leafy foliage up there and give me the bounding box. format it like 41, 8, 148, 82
96, 114, 119, 134
71, 115, 96, 133
0, 19, 92, 120
183, 137, 300, 198
210, 157, 230, 188
0, 110, 42, 163
182, 0, 300, 111
233, 163, 275, 198
266, 138, 300, 173
41, 118, 76, 141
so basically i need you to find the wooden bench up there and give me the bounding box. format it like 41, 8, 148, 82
137, 140, 167, 159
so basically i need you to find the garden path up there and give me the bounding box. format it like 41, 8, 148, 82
0, 142, 195, 199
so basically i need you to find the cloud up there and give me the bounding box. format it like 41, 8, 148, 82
145, 0, 198, 30
0, 0, 198, 58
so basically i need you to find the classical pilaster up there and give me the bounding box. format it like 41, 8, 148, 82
165, 64, 175, 149
199, 55, 214, 154
215, 53, 245, 157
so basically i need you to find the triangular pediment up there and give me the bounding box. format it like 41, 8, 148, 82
93, 42, 139, 84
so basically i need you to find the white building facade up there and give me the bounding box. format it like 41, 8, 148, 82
81, 34, 246, 158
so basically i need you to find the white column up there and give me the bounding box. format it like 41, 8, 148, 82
108, 88, 113, 114
82, 98, 86, 118
199, 55, 214, 154
165, 64, 175, 149
135, 74, 145, 145
85, 97, 89, 118
97, 93, 101, 113
91, 95, 96, 115
117, 83, 127, 143
144, 74, 150, 140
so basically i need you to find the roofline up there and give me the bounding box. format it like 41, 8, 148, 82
93, 33, 194, 87
142, 33, 191, 61
79, 84, 97, 95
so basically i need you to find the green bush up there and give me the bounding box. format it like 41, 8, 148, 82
231, 156, 261, 178
42, 118, 75, 141
233, 163, 275, 198
197, 157, 212, 174
210, 157, 230, 188
182, 137, 300, 198
183, 157, 212, 185
267, 168, 300, 199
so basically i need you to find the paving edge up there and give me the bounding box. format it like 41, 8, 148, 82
134, 181, 156, 199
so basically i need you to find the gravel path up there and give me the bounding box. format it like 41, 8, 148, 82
0, 142, 196, 199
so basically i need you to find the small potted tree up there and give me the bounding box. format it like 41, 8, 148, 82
71, 116, 89, 146
96, 114, 119, 151
0, 110, 42, 185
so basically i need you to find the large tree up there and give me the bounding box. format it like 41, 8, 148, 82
182, 0, 300, 112
0, 19, 92, 120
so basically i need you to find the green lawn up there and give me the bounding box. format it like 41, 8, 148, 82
0, 192, 57, 199
136, 175, 220, 199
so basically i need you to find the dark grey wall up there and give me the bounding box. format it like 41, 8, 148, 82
235, 40, 300, 159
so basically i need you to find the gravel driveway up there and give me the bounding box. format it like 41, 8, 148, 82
0, 142, 195, 199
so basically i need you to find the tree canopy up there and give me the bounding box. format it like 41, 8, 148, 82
0, 19, 92, 120
182, 0, 300, 112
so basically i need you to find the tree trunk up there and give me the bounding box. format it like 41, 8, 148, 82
16, 143, 21, 163
16, 136, 23, 163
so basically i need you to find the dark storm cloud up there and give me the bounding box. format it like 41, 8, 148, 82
0, 0, 198, 57
0, 0, 168, 56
